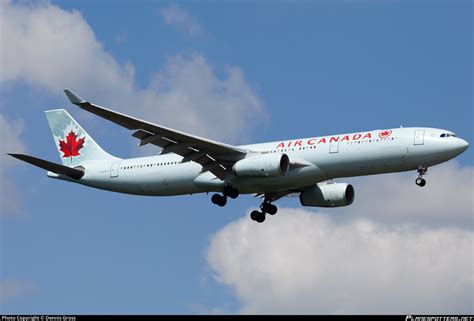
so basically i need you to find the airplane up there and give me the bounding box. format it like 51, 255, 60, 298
9, 90, 469, 223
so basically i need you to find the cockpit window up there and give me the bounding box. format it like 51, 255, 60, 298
440, 133, 457, 138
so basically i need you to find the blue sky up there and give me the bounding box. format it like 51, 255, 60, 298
1, 0, 472, 314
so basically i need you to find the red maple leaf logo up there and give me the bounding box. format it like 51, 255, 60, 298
59, 130, 85, 158
379, 130, 392, 138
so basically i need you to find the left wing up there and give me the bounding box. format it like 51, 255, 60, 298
64, 90, 247, 180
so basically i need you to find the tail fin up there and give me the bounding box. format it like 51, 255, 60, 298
45, 109, 117, 167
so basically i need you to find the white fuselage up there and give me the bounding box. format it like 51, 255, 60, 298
48, 127, 468, 196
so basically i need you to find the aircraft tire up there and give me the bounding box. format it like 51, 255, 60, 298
415, 178, 426, 187
211, 193, 221, 205
218, 196, 227, 207
212, 194, 227, 206
250, 210, 265, 223
267, 204, 277, 215
224, 186, 239, 199
261, 202, 277, 215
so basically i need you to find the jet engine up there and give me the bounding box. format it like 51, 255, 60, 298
300, 183, 355, 207
233, 153, 290, 177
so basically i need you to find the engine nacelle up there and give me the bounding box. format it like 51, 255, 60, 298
300, 183, 355, 207
233, 153, 290, 177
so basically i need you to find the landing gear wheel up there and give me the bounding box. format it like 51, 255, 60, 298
415, 166, 428, 187
211, 194, 220, 204
211, 194, 227, 207
223, 186, 239, 199
415, 177, 426, 187
261, 203, 277, 215
267, 204, 277, 215
218, 196, 227, 207
250, 210, 265, 223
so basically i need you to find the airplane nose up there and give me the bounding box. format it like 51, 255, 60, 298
453, 138, 469, 154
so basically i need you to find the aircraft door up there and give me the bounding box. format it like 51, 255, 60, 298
414, 130, 425, 145
110, 162, 120, 178
329, 140, 339, 153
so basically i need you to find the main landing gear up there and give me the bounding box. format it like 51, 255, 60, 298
250, 200, 278, 223
211, 193, 227, 207
210, 186, 278, 224
211, 186, 239, 207
415, 166, 428, 187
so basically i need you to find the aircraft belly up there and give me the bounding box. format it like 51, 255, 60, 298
139, 166, 204, 196
231, 164, 327, 194
81, 163, 204, 196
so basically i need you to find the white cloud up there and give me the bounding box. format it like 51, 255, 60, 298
0, 114, 26, 216
146, 54, 265, 142
0, 0, 265, 144
0, 278, 38, 302
345, 161, 474, 228
207, 162, 474, 314
159, 4, 204, 37
207, 209, 474, 314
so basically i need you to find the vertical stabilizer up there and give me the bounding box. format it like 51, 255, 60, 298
45, 109, 117, 167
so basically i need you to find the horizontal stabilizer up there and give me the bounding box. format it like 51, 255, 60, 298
8, 154, 84, 179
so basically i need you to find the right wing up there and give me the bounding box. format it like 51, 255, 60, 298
64, 90, 248, 180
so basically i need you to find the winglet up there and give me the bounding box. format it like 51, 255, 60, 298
64, 89, 86, 105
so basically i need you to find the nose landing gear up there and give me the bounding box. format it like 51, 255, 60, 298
415, 166, 428, 187
415, 177, 426, 187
